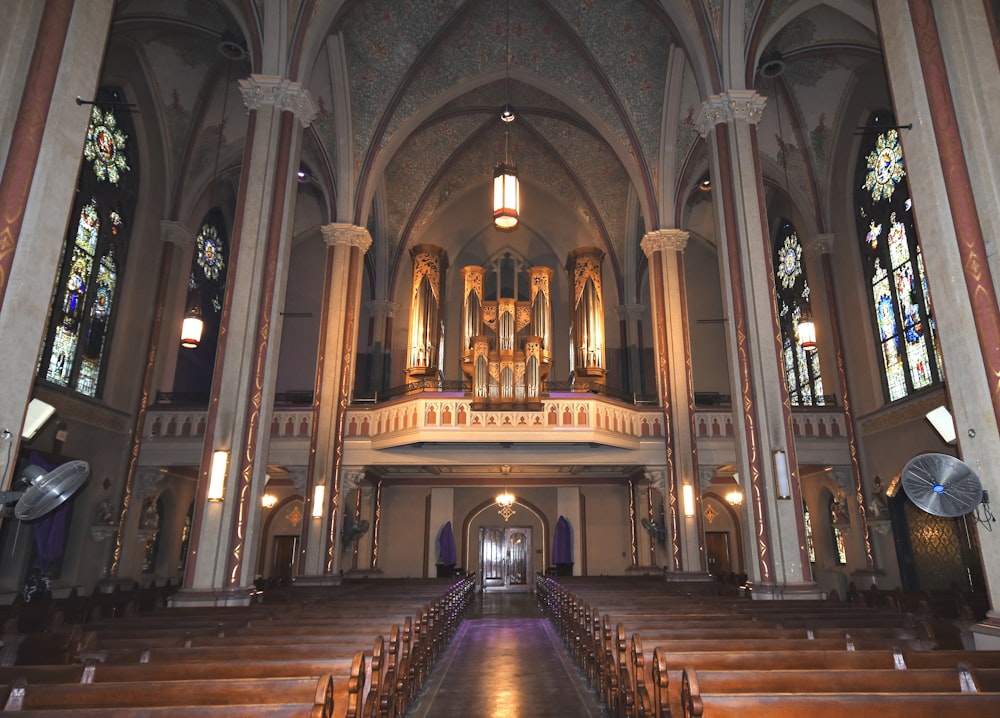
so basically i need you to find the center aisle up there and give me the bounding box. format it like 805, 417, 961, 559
410, 592, 608, 718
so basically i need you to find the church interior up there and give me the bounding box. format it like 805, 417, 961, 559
5, 0, 1000, 711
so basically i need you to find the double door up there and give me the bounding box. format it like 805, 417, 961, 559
480, 526, 532, 592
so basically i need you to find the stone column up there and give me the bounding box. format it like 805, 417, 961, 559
365, 299, 397, 395
176, 76, 316, 605
0, 1, 114, 487
641, 229, 708, 579
616, 303, 646, 398
698, 91, 818, 598
298, 224, 371, 582
876, 0, 1000, 643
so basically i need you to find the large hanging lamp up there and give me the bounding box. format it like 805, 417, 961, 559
493, 110, 519, 231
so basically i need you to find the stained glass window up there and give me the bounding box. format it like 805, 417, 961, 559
41, 89, 136, 398
773, 220, 824, 406
855, 112, 942, 401
803, 504, 816, 563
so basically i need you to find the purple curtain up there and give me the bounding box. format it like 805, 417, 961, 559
553, 515, 572, 564
438, 521, 457, 565
27, 452, 70, 572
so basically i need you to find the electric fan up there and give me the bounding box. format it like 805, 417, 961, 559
900, 453, 983, 518
0, 460, 90, 520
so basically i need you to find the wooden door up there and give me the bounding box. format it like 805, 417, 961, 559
271, 535, 298, 583
480, 526, 532, 592
705, 531, 731, 577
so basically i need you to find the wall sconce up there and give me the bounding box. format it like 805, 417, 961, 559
725, 473, 743, 506
682, 484, 695, 518
312, 484, 325, 518
207, 450, 228, 501
261, 493, 277, 509
925, 405, 957, 444
773, 449, 791, 499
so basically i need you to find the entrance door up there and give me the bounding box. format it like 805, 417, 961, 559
705, 531, 732, 577
271, 535, 298, 584
480, 526, 532, 592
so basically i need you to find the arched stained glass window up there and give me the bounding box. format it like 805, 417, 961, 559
774, 220, 824, 406
42, 90, 136, 397
855, 112, 942, 401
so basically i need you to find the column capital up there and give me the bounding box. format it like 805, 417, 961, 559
616, 303, 645, 320
160, 220, 192, 249
696, 90, 767, 137
321, 223, 372, 253
643, 467, 668, 494
367, 299, 399, 318
342, 467, 367, 490
239, 75, 318, 127
641, 229, 689, 256
803, 233, 834, 259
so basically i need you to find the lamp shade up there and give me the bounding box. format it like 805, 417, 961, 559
797, 317, 817, 351
180, 311, 203, 349
493, 162, 519, 230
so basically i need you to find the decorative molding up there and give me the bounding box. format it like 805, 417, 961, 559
135, 471, 163, 500
239, 75, 318, 127
286, 469, 307, 495
858, 389, 947, 435
696, 91, 767, 136
320, 223, 373, 253
160, 221, 192, 249
342, 467, 367, 490
641, 229, 689, 256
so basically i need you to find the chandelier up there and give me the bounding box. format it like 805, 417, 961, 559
496, 490, 516, 521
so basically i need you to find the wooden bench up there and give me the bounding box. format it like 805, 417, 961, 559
2, 674, 334, 716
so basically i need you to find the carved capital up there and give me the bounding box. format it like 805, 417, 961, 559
286, 469, 307, 495
616, 303, 645, 320
135, 471, 163, 500
321, 223, 373, 253
341, 467, 367, 490
804, 233, 834, 259
160, 221, 192, 249
641, 229, 689, 256
239, 75, 318, 127
696, 91, 767, 136
367, 300, 399, 318
643, 467, 668, 494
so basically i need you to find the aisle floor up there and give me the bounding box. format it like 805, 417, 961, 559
409, 591, 609, 717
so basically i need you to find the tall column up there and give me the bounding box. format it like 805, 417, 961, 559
616, 303, 645, 397
697, 91, 818, 598
641, 230, 707, 578
0, 1, 114, 487
176, 76, 316, 605
805, 234, 880, 579
298, 223, 371, 582
365, 299, 397, 395
876, 0, 1000, 643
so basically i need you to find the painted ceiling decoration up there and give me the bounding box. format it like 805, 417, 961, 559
112, 0, 880, 298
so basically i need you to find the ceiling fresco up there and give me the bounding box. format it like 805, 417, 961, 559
107, 0, 885, 295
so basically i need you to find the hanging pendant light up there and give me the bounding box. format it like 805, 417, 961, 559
493, 1, 519, 231
797, 312, 817, 352
493, 119, 519, 230
180, 294, 204, 349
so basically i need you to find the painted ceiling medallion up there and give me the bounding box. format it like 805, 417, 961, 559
863, 130, 905, 202
83, 107, 129, 184
196, 225, 225, 280
778, 233, 802, 289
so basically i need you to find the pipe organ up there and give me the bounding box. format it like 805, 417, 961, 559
568, 247, 606, 378
406, 244, 447, 380
461, 261, 553, 408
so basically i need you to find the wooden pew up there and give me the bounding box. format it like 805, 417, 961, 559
2, 673, 335, 716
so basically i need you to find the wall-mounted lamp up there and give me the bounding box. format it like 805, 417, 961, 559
773, 449, 791, 499
261, 493, 277, 509
207, 450, 228, 501
312, 484, 325, 518
925, 405, 957, 444
682, 484, 696, 518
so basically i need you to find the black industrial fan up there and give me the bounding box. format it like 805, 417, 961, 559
0, 460, 90, 521
900, 453, 983, 518
341, 512, 370, 548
